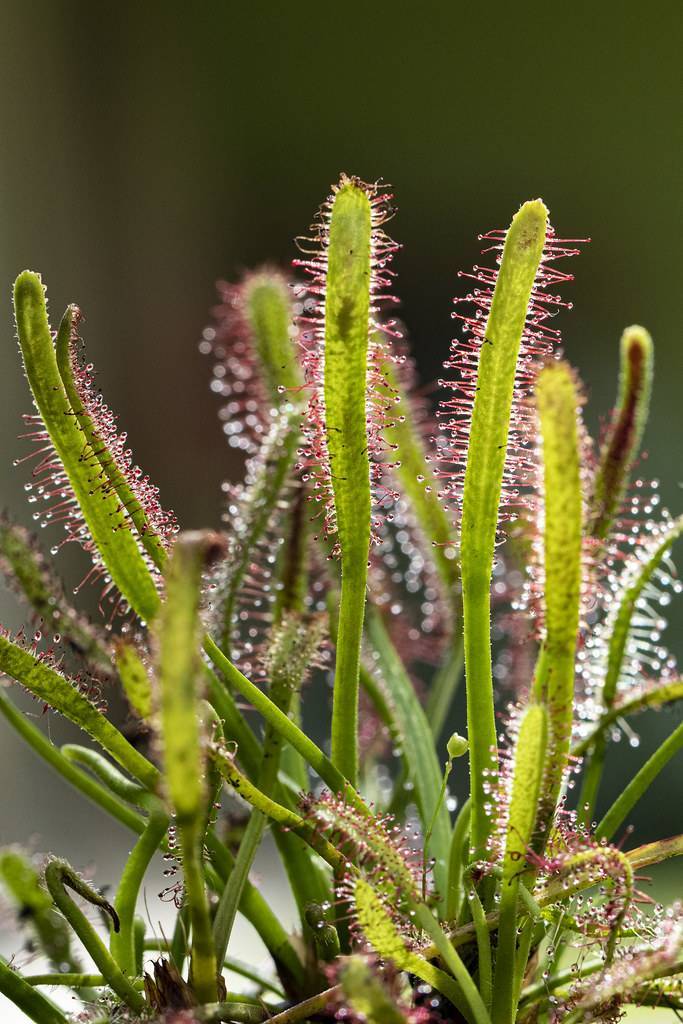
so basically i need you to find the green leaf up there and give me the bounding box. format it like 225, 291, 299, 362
212, 612, 326, 966
381, 354, 459, 595
0, 851, 74, 971
352, 878, 467, 1017
365, 606, 451, 902
602, 514, 682, 711
54, 304, 169, 572
580, 502, 681, 820
588, 325, 653, 541
0, 634, 158, 789
491, 703, 548, 1024
338, 957, 408, 1024
110, 797, 168, 976
0, 955, 68, 1024
596, 719, 683, 841
215, 411, 300, 655
243, 271, 303, 402
113, 640, 153, 721
324, 178, 374, 786
412, 900, 492, 1024
13, 272, 160, 622
156, 530, 226, 1003
44, 859, 144, 1012
459, 200, 548, 859
0, 516, 111, 672
532, 362, 582, 827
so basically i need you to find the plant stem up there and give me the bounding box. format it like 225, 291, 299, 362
572, 678, 683, 759
204, 635, 368, 814
596, 719, 683, 840
446, 798, 471, 920
412, 902, 492, 1024
212, 747, 343, 872
110, 797, 168, 976
365, 606, 452, 900
43, 860, 145, 1012
200, 987, 340, 1024
0, 689, 144, 832
0, 636, 159, 789
0, 687, 302, 986
0, 956, 68, 1024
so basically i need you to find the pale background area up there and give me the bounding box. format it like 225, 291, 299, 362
1, 1, 682, 1019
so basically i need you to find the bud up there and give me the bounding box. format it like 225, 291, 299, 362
447, 732, 469, 759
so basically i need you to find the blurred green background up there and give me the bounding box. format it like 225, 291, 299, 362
0, 2, 681, 1017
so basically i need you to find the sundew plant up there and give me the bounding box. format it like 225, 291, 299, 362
0, 175, 682, 1024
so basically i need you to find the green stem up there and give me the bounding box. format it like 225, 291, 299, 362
412, 902, 492, 1024
0, 689, 145, 832
204, 662, 262, 779
518, 958, 605, 1010
213, 613, 317, 965
156, 533, 225, 1004
204, 635, 368, 814
24, 974, 131, 988
0, 956, 68, 1024
491, 704, 548, 1024
465, 883, 492, 1012
204, 832, 305, 992
579, 515, 682, 821
110, 797, 169, 975
181, 825, 218, 1002
0, 688, 300, 984
446, 798, 471, 920
43, 860, 145, 1012
333, 573, 367, 786
61, 744, 147, 803
212, 747, 343, 872
572, 678, 683, 759
596, 719, 683, 840
365, 606, 452, 899
200, 987, 339, 1024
